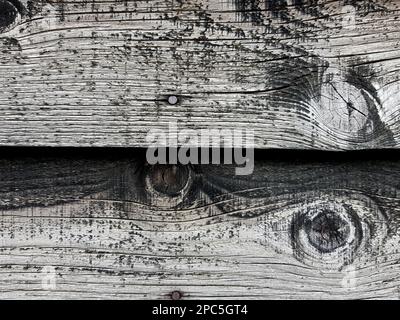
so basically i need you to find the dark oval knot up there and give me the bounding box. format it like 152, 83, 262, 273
305, 210, 350, 253
0, 0, 19, 33
148, 164, 190, 196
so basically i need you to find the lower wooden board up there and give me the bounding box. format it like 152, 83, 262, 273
0, 150, 399, 299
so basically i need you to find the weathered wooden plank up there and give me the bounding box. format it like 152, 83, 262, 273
0, 151, 399, 299
0, 0, 400, 149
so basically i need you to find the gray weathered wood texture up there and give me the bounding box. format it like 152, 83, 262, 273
1, 0, 400, 301
0, 154, 399, 299
0, 0, 400, 149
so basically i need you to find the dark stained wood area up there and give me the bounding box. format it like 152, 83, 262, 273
0, 149, 399, 299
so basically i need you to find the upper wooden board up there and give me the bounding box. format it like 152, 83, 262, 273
0, 0, 400, 149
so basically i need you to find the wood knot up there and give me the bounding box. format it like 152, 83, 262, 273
290, 197, 366, 270
0, 0, 19, 33
305, 210, 350, 253
148, 164, 189, 196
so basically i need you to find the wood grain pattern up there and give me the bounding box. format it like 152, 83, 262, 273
0, 151, 399, 299
0, 0, 399, 149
